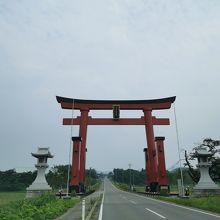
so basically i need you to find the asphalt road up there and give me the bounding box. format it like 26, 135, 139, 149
101, 178, 220, 220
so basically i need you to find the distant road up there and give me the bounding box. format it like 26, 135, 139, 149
100, 178, 220, 220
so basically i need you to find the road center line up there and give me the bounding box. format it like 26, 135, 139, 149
145, 208, 166, 219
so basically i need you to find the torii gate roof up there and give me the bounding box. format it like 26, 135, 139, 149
56, 96, 176, 110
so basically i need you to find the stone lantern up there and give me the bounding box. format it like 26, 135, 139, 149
193, 147, 220, 196
26, 147, 53, 198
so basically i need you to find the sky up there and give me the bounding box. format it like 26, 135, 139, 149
0, 0, 220, 172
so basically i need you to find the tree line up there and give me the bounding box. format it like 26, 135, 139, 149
0, 165, 99, 192
108, 168, 146, 186
108, 168, 198, 187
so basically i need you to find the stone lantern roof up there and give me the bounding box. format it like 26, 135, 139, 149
195, 147, 214, 157
31, 147, 53, 158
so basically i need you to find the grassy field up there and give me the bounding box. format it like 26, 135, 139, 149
0, 192, 25, 206
134, 186, 145, 192
159, 196, 220, 213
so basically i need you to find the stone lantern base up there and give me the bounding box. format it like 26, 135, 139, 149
193, 183, 220, 196
26, 182, 52, 198
193, 188, 220, 196
192, 147, 220, 196
26, 189, 52, 198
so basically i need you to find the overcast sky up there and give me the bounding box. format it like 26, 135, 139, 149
0, 0, 220, 173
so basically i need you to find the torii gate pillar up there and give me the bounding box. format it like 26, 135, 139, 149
144, 110, 158, 192
78, 110, 89, 193
70, 137, 82, 193
155, 137, 169, 192
143, 148, 150, 192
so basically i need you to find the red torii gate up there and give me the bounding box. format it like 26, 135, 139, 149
56, 96, 176, 192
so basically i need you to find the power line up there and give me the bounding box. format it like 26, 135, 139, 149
66, 100, 74, 195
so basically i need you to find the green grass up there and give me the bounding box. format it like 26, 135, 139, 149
90, 179, 102, 191
169, 185, 178, 192
114, 182, 130, 191
0, 193, 80, 220
133, 186, 145, 193
158, 196, 220, 213
0, 192, 25, 207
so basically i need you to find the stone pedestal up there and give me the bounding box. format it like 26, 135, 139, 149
193, 147, 220, 196
26, 148, 53, 198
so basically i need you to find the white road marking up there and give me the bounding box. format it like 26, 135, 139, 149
98, 194, 104, 220
111, 182, 120, 191
129, 200, 137, 205
98, 181, 105, 220
111, 182, 220, 219
145, 208, 166, 219
133, 194, 220, 219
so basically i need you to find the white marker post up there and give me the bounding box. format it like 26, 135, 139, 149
82, 199, 85, 220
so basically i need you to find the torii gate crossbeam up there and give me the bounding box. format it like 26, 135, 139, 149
63, 116, 169, 125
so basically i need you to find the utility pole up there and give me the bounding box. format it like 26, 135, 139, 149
129, 163, 132, 190
132, 170, 134, 187
89, 167, 92, 191
174, 104, 184, 197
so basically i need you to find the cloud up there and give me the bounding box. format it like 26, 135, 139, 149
0, 0, 220, 171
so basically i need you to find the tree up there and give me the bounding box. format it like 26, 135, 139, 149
46, 165, 99, 190
0, 169, 36, 191
46, 165, 70, 189
184, 138, 220, 183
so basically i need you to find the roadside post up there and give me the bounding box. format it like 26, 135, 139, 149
82, 199, 85, 220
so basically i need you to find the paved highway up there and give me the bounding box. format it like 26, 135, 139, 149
100, 178, 220, 220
